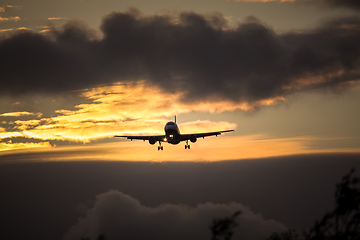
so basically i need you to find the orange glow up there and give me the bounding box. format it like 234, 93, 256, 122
0, 16, 21, 22
11, 134, 359, 162
0, 82, 284, 150
0, 111, 41, 117
0, 27, 28, 32
282, 71, 354, 91
0, 131, 23, 139
0, 81, 284, 144
6, 5, 23, 8
179, 120, 237, 134
0, 140, 51, 152
48, 17, 68, 20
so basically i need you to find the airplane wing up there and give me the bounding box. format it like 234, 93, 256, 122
180, 130, 234, 141
114, 135, 166, 142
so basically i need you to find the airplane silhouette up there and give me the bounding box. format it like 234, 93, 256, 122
114, 116, 234, 150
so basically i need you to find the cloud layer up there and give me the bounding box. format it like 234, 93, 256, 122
325, 0, 360, 9
64, 190, 286, 240
1, 10, 359, 103
232, 0, 360, 10
0, 82, 237, 147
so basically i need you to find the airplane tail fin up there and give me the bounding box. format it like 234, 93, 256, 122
175, 115, 176, 124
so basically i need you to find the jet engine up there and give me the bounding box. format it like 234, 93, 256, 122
149, 136, 156, 145
190, 134, 197, 143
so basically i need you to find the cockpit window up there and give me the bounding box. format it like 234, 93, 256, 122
167, 122, 175, 125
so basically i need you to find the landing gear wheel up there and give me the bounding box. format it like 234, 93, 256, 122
185, 145, 187, 149
158, 141, 163, 151
188, 145, 190, 149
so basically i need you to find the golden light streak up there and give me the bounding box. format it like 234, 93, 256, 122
6, 5, 23, 8
0, 131, 23, 139
13, 120, 42, 131
282, 71, 354, 91
0, 16, 21, 22
0, 111, 42, 117
0, 27, 31, 32
39, 29, 51, 33
18, 134, 359, 162
0, 81, 284, 146
179, 120, 237, 134
48, 17, 68, 20
0, 141, 51, 152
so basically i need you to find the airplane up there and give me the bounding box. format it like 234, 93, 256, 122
114, 116, 234, 150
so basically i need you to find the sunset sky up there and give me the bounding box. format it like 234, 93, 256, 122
1, 0, 360, 239
1, 0, 360, 160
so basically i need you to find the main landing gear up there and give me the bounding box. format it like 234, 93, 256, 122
185, 140, 190, 150
158, 142, 163, 151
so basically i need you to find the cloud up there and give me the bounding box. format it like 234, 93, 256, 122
0, 27, 28, 32
179, 120, 237, 133
0, 131, 23, 139
229, 0, 360, 10
0, 5, 23, 12
64, 190, 287, 240
1, 154, 359, 239
0, 16, 21, 22
6, 5, 23, 9
48, 17, 69, 20
325, 0, 360, 10
0, 82, 239, 144
0, 140, 51, 152
0, 10, 359, 104
0, 111, 42, 117
231, 0, 296, 2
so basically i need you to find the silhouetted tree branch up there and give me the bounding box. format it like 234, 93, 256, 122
305, 168, 360, 240
267, 168, 360, 240
81, 234, 105, 240
210, 210, 241, 240
267, 229, 300, 240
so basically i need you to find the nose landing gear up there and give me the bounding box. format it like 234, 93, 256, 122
185, 140, 190, 149
158, 142, 163, 151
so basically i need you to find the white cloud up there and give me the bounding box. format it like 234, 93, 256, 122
64, 190, 287, 240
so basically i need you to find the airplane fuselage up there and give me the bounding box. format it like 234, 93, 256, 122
164, 121, 181, 144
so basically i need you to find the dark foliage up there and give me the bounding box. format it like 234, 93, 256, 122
267, 168, 360, 240
81, 234, 105, 240
305, 168, 360, 240
210, 210, 241, 240
267, 229, 300, 240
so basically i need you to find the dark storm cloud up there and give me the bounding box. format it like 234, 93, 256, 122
64, 190, 286, 240
324, 0, 360, 10
1, 10, 360, 102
